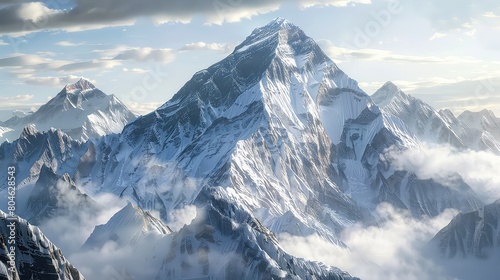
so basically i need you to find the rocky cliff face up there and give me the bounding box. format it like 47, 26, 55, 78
0, 211, 85, 280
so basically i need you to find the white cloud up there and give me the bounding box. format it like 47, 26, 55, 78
0, 94, 41, 109
429, 32, 447, 40
318, 40, 480, 64
166, 204, 197, 231
483, 12, 500, 18
16, 2, 61, 22
280, 203, 457, 280
384, 144, 500, 203
0, 39, 8, 46
0, 94, 33, 102
38, 187, 126, 256
122, 67, 147, 73
55, 41, 86, 47
0, 54, 53, 67
179, 42, 234, 54
125, 101, 163, 115
57, 59, 121, 72
25, 75, 95, 87
114, 48, 175, 63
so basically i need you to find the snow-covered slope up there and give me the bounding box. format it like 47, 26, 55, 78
0, 78, 136, 143
372, 81, 500, 155
82, 202, 171, 250
372, 81, 465, 147
0, 211, 85, 280
430, 198, 500, 258
327, 81, 482, 216
71, 18, 365, 244
455, 109, 500, 154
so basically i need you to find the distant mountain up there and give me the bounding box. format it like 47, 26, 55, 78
430, 199, 500, 258
372, 81, 465, 147
456, 109, 500, 154
0, 78, 136, 143
372, 81, 500, 155
0, 211, 85, 280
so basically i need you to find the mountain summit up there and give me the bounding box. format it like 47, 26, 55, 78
0, 78, 136, 142
64, 77, 96, 93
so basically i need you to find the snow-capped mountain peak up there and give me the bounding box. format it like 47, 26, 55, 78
64, 77, 96, 94
0, 78, 136, 142
371, 81, 407, 108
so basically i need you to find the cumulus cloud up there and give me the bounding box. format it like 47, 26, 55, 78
25, 75, 95, 87
384, 144, 500, 203
280, 203, 458, 280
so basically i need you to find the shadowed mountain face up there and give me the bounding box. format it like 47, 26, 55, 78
0, 211, 85, 280
430, 199, 500, 259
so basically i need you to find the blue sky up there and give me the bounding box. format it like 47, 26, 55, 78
0, 0, 499, 118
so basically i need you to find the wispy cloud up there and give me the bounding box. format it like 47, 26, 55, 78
0, 94, 43, 109
318, 40, 481, 64
179, 42, 235, 54
125, 101, 164, 115
57, 60, 121, 72
25, 75, 95, 87
55, 41, 86, 47
122, 67, 147, 73
0, 94, 33, 102
113, 48, 175, 63
0, 54, 56, 67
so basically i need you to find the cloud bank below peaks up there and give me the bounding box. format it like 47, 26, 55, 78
384, 143, 500, 203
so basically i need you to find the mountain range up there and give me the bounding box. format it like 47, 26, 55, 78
0, 18, 499, 280
0, 78, 136, 143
